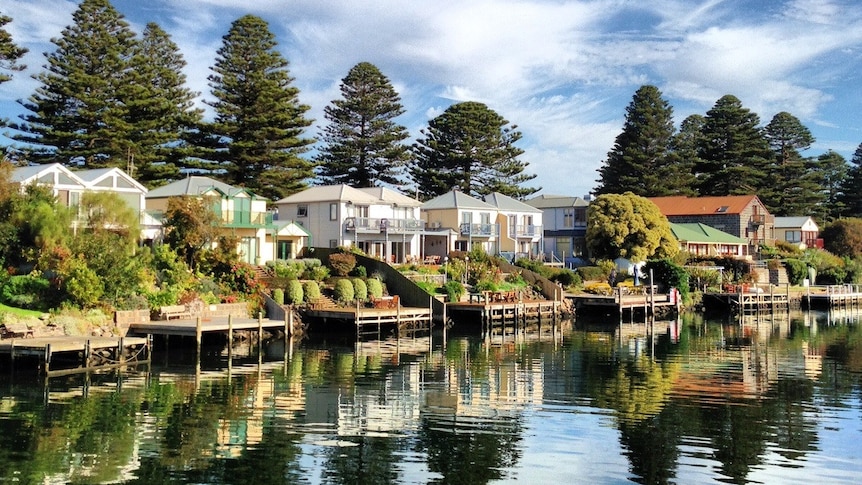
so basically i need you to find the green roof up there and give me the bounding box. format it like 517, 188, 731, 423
670, 223, 747, 244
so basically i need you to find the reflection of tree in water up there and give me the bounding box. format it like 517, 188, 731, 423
416, 414, 523, 485
618, 410, 682, 485
319, 436, 402, 484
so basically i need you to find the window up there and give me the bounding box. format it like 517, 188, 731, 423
785, 230, 802, 243
563, 208, 574, 228
574, 208, 586, 224
330, 203, 338, 221
480, 212, 491, 224
462, 211, 473, 225
329, 239, 338, 248
297, 205, 307, 217
357, 205, 369, 218
716, 206, 729, 213
455, 240, 468, 251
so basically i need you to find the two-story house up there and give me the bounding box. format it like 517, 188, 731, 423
773, 216, 822, 249
12, 163, 147, 233
274, 185, 423, 263
649, 195, 774, 257
421, 190, 500, 256
147, 176, 280, 265
483, 192, 543, 259
525, 194, 589, 265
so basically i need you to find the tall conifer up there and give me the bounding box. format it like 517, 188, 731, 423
0, 12, 27, 84
838, 143, 862, 217
316, 62, 411, 188
205, 15, 314, 200
761, 112, 818, 215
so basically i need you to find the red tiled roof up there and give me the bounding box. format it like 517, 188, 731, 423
648, 195, 760, 216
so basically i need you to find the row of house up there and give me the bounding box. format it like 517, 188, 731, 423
11, 163, 821, 267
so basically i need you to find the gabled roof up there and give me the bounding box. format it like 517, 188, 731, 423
77, 167, 148, 193
274, 184, 380, 205
484, 192, 541, 213
357, 186, 422, 207
525, 194, 590, 209
649, 195, 763, 216
421, 190, 496, 210
147, 176, 257, 199
12, 163, 85, 187
670, 223, 748, 244
774, 216, 817, 229
274, 220, 312, 237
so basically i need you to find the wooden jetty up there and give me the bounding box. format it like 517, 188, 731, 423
803, 284, 862, 310
303, 301, 434, 340
0, 335, 151, 376
446, 290, 562, 330
570, 286, 680, 318
703, 284, 792, 313
129, 314, 294, 351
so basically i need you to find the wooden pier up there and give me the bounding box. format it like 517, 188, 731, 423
303, 302, 433, 340
570, 286, 680, 318
703, 284, 792, 313
0, 335, 151, 376
803, 284, 862, 310
447, 290, 563, 330
129, 314, 294, 351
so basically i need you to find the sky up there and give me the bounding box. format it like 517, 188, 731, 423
1, 0, 861, 199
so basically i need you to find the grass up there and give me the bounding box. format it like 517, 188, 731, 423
0, 302, 44, 319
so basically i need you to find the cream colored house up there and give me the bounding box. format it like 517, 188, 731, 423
774, 216, 822, 249
484, 192, 543, 259
421, 190, 500, 256
274, 185, 423, 263
146, 176, 295, 265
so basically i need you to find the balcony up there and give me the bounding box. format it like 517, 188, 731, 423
345, 217, 424, 233
750, 214, 773, 227
221, 210, 272, 228
509, 224, 542, 238
460, 223, 500, 237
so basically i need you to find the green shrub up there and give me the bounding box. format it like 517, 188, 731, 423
784, 259, 809, 285
329, 252, 357, 277
303, 281, 321, 301
644, 259, 690, 302
351, 265, 367, 278
307, 265, 330, 282
1, 274, 52, 310
367, 278, 383, 298
577, 266, 605, 282
415, 281, 436, 295
266, 259, 304, 279
443, 280, 465, 302
272, 288, 285, 305
352, 278, 368, 302
287, 279, 304, 304
60, 257, 104, 308
334, 278, 355, 303
474, 280, 498, 292
552, 269, 581, 287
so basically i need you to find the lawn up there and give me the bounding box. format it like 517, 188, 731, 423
0, 303, 44, 319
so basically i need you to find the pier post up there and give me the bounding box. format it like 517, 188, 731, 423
228, 314, 234, 360
286, 310, 292, 337
257, 312, 264, 355
43, 343, 50, 375
195, 317, 202, 355
84, 339, 91, 369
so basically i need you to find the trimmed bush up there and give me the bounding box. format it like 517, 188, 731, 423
367, 278, 384, 299
335, 278, 355, 303
287, 279, 304, 304
351, 265, 367, 278
307, 265, 330, 282
329, 252, 357, 277
352, 278, 368, 302
552, 269, 581, 287
272, 288, 285, 305
577, 266, 605, 282
303, 281, 321, 301
443, 280, 465, 302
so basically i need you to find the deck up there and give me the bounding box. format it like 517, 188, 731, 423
0, 335, 151, 376
569, 286, 679, 317
447, 290, 563, 328
303, 304, 434, 339
129, 315, 293, 352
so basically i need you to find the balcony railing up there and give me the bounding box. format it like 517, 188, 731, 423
220, 210, 272, 227
509, 224, 542, 238
460, 223, 500, 237
750, 214, 774, 226
345, 217, 424, 233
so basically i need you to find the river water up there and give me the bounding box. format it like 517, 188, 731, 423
1, 310, 861, 484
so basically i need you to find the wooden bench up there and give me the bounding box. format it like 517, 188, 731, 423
371, 295, 399, 309
159, 304, 191, 320
0, 322, 34, 339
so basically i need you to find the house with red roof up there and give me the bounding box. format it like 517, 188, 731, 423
648, 195, 774, 257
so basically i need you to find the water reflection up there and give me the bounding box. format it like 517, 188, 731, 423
0, 309, 860, 483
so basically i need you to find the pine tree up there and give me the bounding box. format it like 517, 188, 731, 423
695, 95, 772, 196
815, 150, 848, 221
205, 15, 314, 200
411, 101, 538, 200
838, 143, 862, 217
13, 0, 137, 167
123, 23, 203, 187
669, 114, 703, 196
761, 111, 819, 215
0, 12, 27, 84
595, 85, 686, 196
316, 62, 411, 188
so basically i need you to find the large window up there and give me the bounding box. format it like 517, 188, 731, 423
330, 203, 338, 221
563, 208, 574, 228
785, 230, 802, 243
297, 205, 308, 217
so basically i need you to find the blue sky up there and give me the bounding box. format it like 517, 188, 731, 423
1, 0, 861, 198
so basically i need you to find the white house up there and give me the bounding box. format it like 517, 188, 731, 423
525, 194, 590, 265
274, 185, 423, 263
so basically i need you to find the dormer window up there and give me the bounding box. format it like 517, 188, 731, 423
716, 206, 729, 213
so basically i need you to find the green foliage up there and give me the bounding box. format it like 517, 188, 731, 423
307, 265, 330, 282
317, 62, 411, 187
266, 259, 305, 279
0, 274, 52, 311
0, 13, 28, 85
685, 265, 723, 291
761, 111, 820, 216
411, 101, 538, 200
644, 259, 690, 302
334, 278, 354, 303
577, 266, 606, 282
303, 280, 321, 301
272, 288, 284, 305
204, 14, 314, 200
837, 144, 862, 217
328, 252, 357, 277
351, 265, 367, 278
59, 256, 104, 308
415, 281, 437, 295
596, 85, 693, 197
287, 279, 304, 304
784, 258, 809, 285
219, 262, 263, 296
366, 278, 383, 299
586, 192, 678, 262
822, 218, 862, 258
443, 280, 465, 302
164, 196, 220, 268
552, 269, 581, 288
474, 280, 498, 292
352, 278, 368, 302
